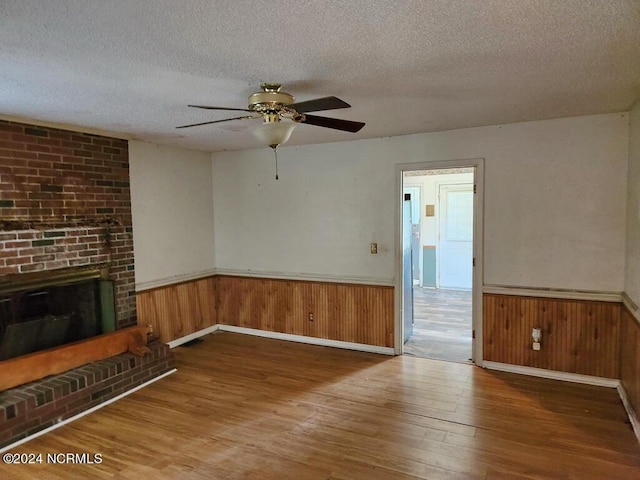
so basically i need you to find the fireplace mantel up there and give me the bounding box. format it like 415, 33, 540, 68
0, 325, 149, 391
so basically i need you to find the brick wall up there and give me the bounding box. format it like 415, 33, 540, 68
0, 120, 135, 327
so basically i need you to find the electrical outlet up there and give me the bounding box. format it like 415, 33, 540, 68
532, 327, 542, 351
370, 242, 378, 254
532, 327, 541, 342
309, 313, 314, 321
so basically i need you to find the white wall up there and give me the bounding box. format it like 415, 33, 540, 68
626, 102, 640, 306
213, 113, 628, 292
212, 140, 394, 283
129, 141, 215, 289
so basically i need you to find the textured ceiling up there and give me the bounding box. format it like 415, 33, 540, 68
1, 0, 639, 152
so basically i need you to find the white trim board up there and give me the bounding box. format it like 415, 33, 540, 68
135, 269, 217, 292
483, 361, 619, 388
168, 324, 395, 356
137, 269, 394, 292
0, 369, 177, 454
214, 268, 394, 287
483, 285, 623, 303
167, 325, 220, 348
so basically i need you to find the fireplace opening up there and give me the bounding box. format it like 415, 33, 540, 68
0, 276, 116, 361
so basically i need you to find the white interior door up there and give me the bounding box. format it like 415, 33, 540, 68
437, 184, 473, 290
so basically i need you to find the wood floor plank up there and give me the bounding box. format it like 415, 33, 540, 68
404, 288, 472, 362
2, 332, 638, 479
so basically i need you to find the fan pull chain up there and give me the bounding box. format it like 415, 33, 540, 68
272, 146, 279, 180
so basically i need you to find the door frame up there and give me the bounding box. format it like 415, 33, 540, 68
394, 158, 485, 365
435, 180, 474, 290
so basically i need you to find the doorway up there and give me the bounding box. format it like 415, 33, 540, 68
397, 160, 483, 364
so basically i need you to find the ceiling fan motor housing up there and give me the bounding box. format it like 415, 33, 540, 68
248, 83, 295, 112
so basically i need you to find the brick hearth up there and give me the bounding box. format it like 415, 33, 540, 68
0, 338, 172, 448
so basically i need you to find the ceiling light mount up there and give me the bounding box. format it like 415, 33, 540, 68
248, 83, 295, 113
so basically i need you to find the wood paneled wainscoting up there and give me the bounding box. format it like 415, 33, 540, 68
483, 293, 621, 378
216, 276, 394, 348
137, 275, 394, 348
620, 304, 640, 421
136, 276, 216, 343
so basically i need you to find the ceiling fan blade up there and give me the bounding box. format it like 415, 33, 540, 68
300, 114, 365, 133
288, 96, 351, 113
188, 105, 252, 112
176, 115, 257, 129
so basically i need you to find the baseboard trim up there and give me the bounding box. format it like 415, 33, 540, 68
617, 383, 640, 444
483, 285, 622, 303
167, 325, 220, 348
168, 324, 394, 355
218, 325, 395, 355
483, 361, 620, 388
0, 368, 177, 454
215, 268, 395, 287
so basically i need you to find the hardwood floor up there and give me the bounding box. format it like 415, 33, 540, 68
404, 288, 472, 363
2, 332, 639, 479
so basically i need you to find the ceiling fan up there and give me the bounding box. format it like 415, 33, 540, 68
176, 83, 365, 148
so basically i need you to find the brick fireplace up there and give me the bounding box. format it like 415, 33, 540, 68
0, 120, 173, 448
0, 120, 135, 324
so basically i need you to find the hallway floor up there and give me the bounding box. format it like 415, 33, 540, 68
404, 287, 473, 363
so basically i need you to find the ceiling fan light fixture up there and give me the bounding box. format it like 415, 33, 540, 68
178, 83, 365, 140
252, 118, 296, 149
